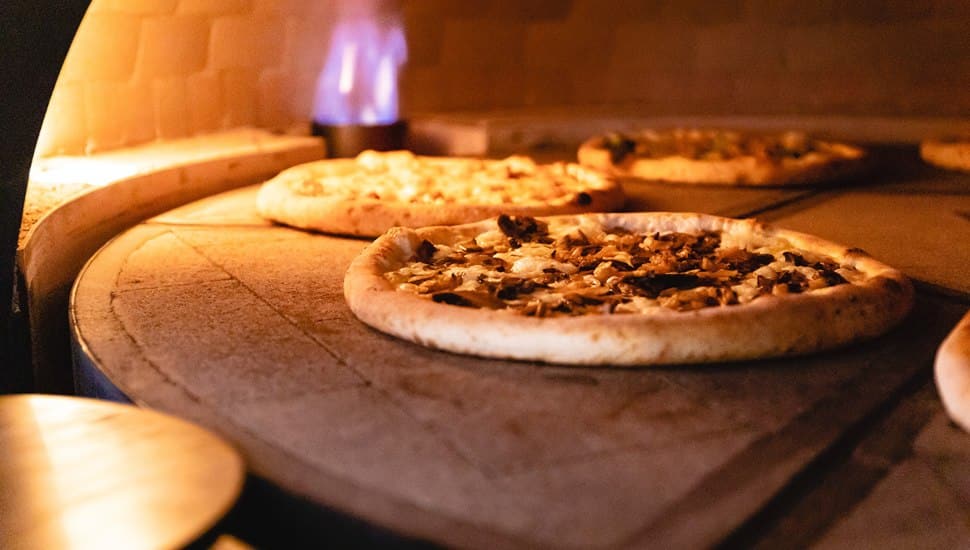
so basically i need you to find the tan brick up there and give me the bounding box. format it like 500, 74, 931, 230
730, 74, 799, 114
525, 21, 616, 70
85, 81, 132, 152
792, 71, 893, 115
136, 15, 210, 77
878, 21, 970, 76
603, 70, 695, 107
187, 72, 223, 134
87, 0, 178, 15
83, 78, 156, 150
695, 23, 787, 75
209, 16, 260, 69
889, 78, 970, 116
153, 77, 190, 140
440, 20, 527, 68
568, 0, 663, 23
569, 66, 615, 105
438, 67, 497, 110
288, 70, 318, 123
485, 1, 573, 21
404, 11, 444, 67
609, 22, 698, 73
254, 16, 287, 68
34, 82, 87, 157
783, 24, 889, 75
252, 0, 284, 14
77, 78, 154, 153
221, 69, 258, 127
743, 0, 843, 26
257, 70, 292, 130
840, 0, 933, 23
660, 0, 744, 26
284, 15, 331, 73
126, 79, 157, 145
60, 14, 141, 81
303, 1, 341, 20
930, 0, 970, 19
487, 67, 529, 108
687, 72, 739, 110
403, 0, 487, 18
522, 67, 573, 107
253, 0, 313, 14
176, 0, 250, 14
399, 67, 446, 114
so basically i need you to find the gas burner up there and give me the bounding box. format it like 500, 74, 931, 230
312, 120, 408, 158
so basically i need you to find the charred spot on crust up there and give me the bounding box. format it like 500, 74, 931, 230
783, 251, 841, 273
496, 279, 537, 300
431, 292, 474, 307
821, 270, 848, 286
431, 291, 504, 309
623, 273, 704, 297
575, 192, 592, 206
603, 132, 637, 164
562, 230, 590, 247
719, 248, 775, 272
756, 275, 774, 293
880, 277, 904, 294
608, 259, 635, 271
776, 270, 809, 292
413, 239, 437, 263
497, 214, 549, 242
783, 251, 807, 266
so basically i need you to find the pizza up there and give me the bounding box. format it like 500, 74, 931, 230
344, 212, 913, 366
256, 150, 626, 237
936, 310, 970, 432
578, 128, 867, 186
920, 136, 970, 172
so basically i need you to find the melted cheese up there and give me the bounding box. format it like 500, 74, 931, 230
386, 216, 863, 316
292, 151, 600, 205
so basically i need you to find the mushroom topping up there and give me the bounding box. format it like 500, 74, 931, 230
386, 215, 857, 317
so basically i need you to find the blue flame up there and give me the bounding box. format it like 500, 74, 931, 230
313, 14, 407, 126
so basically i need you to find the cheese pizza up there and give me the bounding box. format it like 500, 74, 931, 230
344, 212, 913, 366
257, 150, 626, 237
578, 128, 867, 186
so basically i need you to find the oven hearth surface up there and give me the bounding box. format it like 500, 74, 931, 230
68, 146, 970, 548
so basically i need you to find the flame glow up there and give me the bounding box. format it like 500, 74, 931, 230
313, 7, 407, 126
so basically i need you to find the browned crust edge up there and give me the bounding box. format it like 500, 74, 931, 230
935, 309, 970, 432
577, 135, 868, 187
920, 139, 970, 172
344, 212, 915, 366
256, 157, 627, 237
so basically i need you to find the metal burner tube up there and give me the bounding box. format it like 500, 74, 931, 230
311, 120, 408, 158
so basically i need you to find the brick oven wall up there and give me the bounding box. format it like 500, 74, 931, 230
36, 0, 970, 157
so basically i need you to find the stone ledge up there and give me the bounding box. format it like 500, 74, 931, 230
20, 127, 324, 393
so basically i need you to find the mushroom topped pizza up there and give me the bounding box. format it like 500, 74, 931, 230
344, 212, 913, 366
578, 128, 867, 186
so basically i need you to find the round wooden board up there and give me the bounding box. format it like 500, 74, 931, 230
68, 184, 963, 549
0, 394, 244, 550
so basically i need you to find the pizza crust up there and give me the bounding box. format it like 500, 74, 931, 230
344, 213, 914, 366
920, 138, 970, 172
578, 131, 867, 186
935, 310, 970, 431
256, 152, 627, 237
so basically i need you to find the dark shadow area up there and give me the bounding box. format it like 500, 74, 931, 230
220, 475, 439, 550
